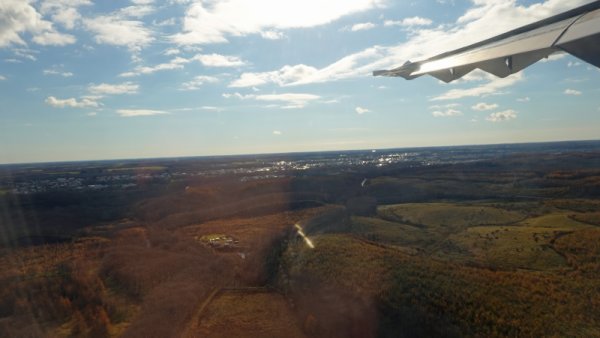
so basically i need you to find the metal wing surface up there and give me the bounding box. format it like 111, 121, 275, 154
374, 1, 600, 83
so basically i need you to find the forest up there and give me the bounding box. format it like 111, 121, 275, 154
0, 142, 599, 337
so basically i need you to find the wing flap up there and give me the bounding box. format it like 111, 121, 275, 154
556, 8, 600, 67
558, 35, 600, 67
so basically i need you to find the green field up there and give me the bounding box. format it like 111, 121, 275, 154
274, 200, 600, 336
351, 203, 595, 270
378, 203, 526, 229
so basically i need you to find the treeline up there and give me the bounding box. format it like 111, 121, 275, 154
0, 187, 165, 248
0, 248, 119, 337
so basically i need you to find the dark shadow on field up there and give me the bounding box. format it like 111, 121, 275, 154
290, 282, 378, 338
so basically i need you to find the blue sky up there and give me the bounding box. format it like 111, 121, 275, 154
0, 0, 599, 164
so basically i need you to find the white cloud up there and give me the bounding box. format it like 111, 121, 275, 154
45, 96, 100, 108
116, 109, 169, 117
223, 92, 320, 108
119, 53, 244, 77
351, 22, 376, 32
0, 0, 77, 47
432, 109, 462, 117
432, 73, 523, 101
192, 53, 247, 67
229, 73, 269, 87
355, 106, 370, 114
486, 109, 517, 122
564, 88, 582, 96
567, 61, 581, 67
164, 48, 180, 55
230, 64, 318, 87
0, 75, 6, 80
118, 5, 156, 18
84, 15, 153, 52
200, 106, 222, 111
471, 102, 498, 111
154, 18, 177, 26
11, 48, 38, 61
43, 7, 79, 30
88, 82, 139, 95
43, 69, 73, 77
241, 0, 591, 87
255, 93, 320, 108
120, 57, 189, 77
261, 30, 284, 40
429, 103, 460, 109
229, 46, 384, 87
39, 0, 92, 30
32, 31, 76, 45
171, 0, 385, 45
273, 130, 282, 135
51, 7, 80, 29
291, 46, 385, 85
222, 92, 252, 100
430, 103, 462, 117
87, 112, 97, 116
173, 106, 223, 112
517, 96, 530, 102
384, 16, 432, 27
180, 75, 219, 90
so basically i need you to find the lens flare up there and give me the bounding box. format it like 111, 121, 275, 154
294, 223, 315, 249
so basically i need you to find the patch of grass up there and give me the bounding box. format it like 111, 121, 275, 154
553, 227, 600, 273
353, 204, 594, 271
282, 234, 390, 296
378, 203, 526, 230
546, 199, 600, 212
450, 225, 567, 270
571, 212, 600, 226
519, 213, 591, 229
350, 216, 435, 247
194, 291, 306, 338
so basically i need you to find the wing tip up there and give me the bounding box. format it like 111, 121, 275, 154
373, 70, 389, 77
373, 61, 419, 78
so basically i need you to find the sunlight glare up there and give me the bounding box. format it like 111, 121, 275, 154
294, 223, 315, 249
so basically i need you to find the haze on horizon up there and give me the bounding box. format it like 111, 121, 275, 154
1, 0, 599, 164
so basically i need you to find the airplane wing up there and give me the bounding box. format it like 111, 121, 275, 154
373, 1, 600, 83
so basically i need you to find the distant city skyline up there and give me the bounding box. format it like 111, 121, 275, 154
1, 0, 599, 164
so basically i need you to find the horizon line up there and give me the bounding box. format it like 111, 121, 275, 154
1, 138, 599, 166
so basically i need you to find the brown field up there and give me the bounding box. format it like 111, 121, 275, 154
190, 290, 306, 338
